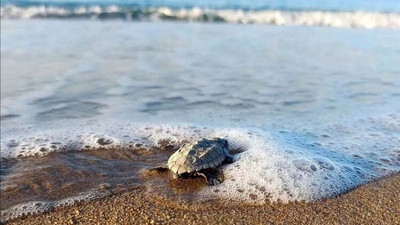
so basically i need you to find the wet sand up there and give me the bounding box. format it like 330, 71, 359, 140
6, 173, 399, 225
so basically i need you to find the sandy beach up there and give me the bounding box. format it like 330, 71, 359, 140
5, 173, 399, 225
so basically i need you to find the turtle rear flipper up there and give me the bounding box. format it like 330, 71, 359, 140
194, 170, 223, 185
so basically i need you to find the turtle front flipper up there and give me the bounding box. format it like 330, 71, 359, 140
172, 172, 179, 179
148, 165, 169, 173
194, 170, 223, 185
223, 154, 235, 164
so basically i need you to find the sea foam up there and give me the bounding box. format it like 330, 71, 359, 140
2, 115, 399, 204
0, 191, 109, 223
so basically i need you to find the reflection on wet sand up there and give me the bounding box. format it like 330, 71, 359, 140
1, 143, 245, 221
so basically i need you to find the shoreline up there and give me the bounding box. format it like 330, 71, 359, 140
5, 173, 400, 225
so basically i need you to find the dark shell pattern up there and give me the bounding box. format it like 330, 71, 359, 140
167, 139, 228, 175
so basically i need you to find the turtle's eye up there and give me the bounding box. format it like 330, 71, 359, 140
219, 139, 228, 148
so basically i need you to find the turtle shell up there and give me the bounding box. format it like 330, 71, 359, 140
167, 139, 228, 175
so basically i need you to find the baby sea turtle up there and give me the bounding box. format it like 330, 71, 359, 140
153, 138, 234, 185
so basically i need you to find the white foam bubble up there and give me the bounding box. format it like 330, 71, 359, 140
0, 191, 109, 223
201, 132, 356, 203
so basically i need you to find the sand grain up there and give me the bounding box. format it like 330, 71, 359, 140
5, 174, 400, 225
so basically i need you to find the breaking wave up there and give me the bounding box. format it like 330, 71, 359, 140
1, 5, 400, 29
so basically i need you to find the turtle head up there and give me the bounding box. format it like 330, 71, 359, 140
216, 138, 229, 149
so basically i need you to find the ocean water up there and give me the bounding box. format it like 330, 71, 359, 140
1, 0, 400, 222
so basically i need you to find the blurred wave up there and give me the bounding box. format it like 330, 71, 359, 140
2, 5, 400, 29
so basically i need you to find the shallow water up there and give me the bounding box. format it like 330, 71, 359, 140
1, 140, 245, 221
0, 146, 187, 219
1, 19, 400, 222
